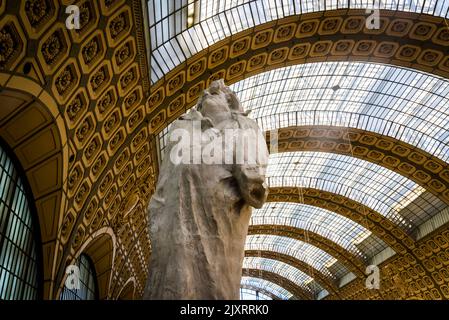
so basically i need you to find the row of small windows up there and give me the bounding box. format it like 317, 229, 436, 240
0, 143, 97, 300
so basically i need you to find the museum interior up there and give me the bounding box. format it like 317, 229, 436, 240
1, 0, 449, 301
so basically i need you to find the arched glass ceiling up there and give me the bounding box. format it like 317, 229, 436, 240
158, 62, 449, 164
230, 62, 449, 163
245, 235, 348, 279
240, 287, 273, 300
147, 0, 449, 81
241, 276, 293, 300
243, 256, 323, 295
250, 202, 387, 259
268, 151, 443, 229
156, 61, 448, 229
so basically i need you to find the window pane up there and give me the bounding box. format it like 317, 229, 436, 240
147, 0, 449, 81
241, 276, 292, 300
0, 145, 39, 300
59, 254, 98, 300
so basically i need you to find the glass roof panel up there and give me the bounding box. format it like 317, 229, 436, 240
156, 62, 448, 229
243, 256, 323, 295
148, 0, 449, 81
230, 62, 449, 163
245, 234, 348, 279
240, 287, 273, 300
158, 62, 449, 164
159, 62, 449, 230
267, 151, 441, 229
251, 202, 386, 259
241, 276, 293, 300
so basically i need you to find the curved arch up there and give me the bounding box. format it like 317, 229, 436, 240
0, 74, 68, 299
147, 11, 449, 299
155, 77, 447, 242
245, 250, 339, 297
262, 191, 446, 298
245, 235, 347, 282
232, 62, 449, 164
117, 277, 136, 300
251, 201, 387, 260
109, 222, 150, 299
0, 141, 43, 299
243, 256, 322, 297
241, 276, 294, 300
248, 225, 364, 277
148, 10, 449, 134
268, 126, 449, 207
57, 227, 116, 300
240, 284, 282, 300
242, 269, 312, 300
267, 151, 440, 231
149, 7, 449, 82
267, 187, 416, 253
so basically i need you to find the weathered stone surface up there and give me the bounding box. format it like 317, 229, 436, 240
143, 80, 269, 300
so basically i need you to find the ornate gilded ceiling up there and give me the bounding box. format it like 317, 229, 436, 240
145, 3, 449, 300
1, 0, 155, 299
147, 0, 449, 82
147, 10, 449, 135
1, 0, 449, 300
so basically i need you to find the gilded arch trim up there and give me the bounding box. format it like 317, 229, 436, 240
242, 269, 313, 300
109, 219, 151, 298
147, 10, 449, 135
57, 227, 117, 300
266, 126, 449, 207
248, 224, 366, 278
264, 190, 446, 298
247, 125, 449, 295
267, 187, 416, 253
245, 250, 340, 297
116, 276, 136, 300
0, 73, 68, 299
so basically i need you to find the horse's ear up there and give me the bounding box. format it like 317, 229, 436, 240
209, 78, 243, 112
196, 93, 204, 112
215, 78, 226, 87
228, 90, 244, 112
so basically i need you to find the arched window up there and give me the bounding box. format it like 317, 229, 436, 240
0, 144, 41, 299
60, 254, 98, 300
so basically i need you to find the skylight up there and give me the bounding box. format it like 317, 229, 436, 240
148, 0, 449, 82
241, 276, 293, 299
